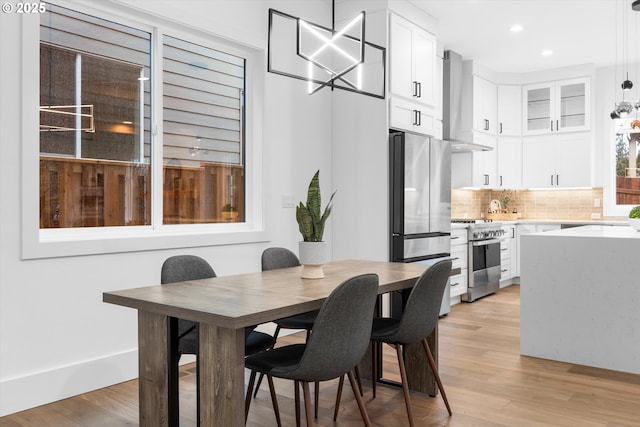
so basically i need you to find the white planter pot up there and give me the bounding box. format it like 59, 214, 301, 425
298, 241, 328, 279
629, 218, 640, 232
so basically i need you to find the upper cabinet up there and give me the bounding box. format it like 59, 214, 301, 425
471, 75, 498, 135
389, 13, 439, 136
523, 77, 590, 135
389, 14, 436, 108
497, 85, 522, 136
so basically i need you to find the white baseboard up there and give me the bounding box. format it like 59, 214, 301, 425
0, 349, 139, 417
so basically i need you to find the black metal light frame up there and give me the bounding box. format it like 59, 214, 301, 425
267, 8, 386, 99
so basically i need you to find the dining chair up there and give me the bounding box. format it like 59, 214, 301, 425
160, 255, 279, 424
244, 273, 379, 427
368, 259, 453, 426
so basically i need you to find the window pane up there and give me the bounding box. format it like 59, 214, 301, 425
40, 5, 151, 228
615, 119, 640, 205
162, 36, 245, 224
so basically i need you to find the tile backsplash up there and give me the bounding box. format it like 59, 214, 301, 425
451, 188, 624, 221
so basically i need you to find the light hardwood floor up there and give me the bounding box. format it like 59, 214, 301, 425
2, 285, 639, 426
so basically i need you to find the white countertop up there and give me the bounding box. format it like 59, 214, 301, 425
528, 224, 640, 239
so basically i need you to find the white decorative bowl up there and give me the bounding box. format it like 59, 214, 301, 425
629, 218, 640, 232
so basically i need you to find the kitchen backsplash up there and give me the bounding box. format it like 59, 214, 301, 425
451, 188, 624, 221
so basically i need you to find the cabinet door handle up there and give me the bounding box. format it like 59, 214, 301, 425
413, 110, 421, 126
484, 119, 490, 131
412, 81, 418, 97
551, 175, 554, 186
499, 123, 503, 134
556, 120, 559, 131
484, 174, 489, 185
500, 175, 503, 187
550, 120, 554, 132
451, 236, 460, 240
556, 175, 559, 186
417, 81, 422, 98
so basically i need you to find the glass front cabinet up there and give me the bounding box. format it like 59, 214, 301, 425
523, 77, 590, 135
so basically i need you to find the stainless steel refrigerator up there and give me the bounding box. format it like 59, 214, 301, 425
389, 130, 452, 315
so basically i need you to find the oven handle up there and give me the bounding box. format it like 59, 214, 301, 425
471, 238, 504, 246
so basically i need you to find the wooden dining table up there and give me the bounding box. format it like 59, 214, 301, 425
103, 259, 439, 427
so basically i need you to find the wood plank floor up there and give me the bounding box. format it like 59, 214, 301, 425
2, 285, 639, 426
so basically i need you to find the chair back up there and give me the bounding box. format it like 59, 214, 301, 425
276, 274, 378, 382
161, 254, 216, 283
389, 259, 452, 344
261, 247, 301, 271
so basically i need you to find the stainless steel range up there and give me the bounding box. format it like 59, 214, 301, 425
452, 220, 506, 302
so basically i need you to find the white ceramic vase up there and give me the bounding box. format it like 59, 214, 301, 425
298, 241, 328, 279
629, 218, 640, 232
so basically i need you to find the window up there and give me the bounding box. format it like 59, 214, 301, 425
39, 4, 246, 229
614, 118, 640, 206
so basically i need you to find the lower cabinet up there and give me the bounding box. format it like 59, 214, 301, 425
500, 224, 517, 286
450, 227, 468, 298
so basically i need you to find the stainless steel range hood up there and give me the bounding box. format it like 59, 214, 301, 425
443, 50, 493, 152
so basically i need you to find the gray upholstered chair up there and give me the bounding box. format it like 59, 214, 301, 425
161, 255, 278, 424
368, 259, 453, 426
261, 247, 318, 341
245, 273, 379, 427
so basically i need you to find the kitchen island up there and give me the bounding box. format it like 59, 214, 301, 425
520, 225, 640, 374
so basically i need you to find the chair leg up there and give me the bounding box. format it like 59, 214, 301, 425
354, 365, 364, 396
314, 381, 319, 418
421, 338, 452, 416
302, 382, 314, 427
333, 374, 345, 421
395, 344, 415, 427
348, 370, 372, 427
253, 325, 282, 398
245, 370, 256, 423
294, 381, 301, 427
266, 375, 282, 427
371, 341, 377, 398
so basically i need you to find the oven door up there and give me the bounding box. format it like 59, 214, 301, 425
471, 238, 501, 272
464, 238, 502, 302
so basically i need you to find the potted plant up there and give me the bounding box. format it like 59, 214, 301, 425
629, 205, 640, 231
296, 170, 336, 278
221, 203, 238, 221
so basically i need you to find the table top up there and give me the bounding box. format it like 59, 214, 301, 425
103, 259, 427, 329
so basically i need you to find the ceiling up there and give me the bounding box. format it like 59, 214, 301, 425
410, 0, 640, 74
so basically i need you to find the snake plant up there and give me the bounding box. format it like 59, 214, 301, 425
296, 170, 336, 242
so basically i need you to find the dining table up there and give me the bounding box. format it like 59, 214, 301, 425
103, 259, 440, 427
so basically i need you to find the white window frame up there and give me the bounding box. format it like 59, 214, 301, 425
22, 1, 266, 259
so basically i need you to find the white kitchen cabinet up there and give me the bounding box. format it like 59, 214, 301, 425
523, 77, 590, 135
451, 132, 497, 188
500, 224, 517, 286
522, 132, 591, 188
389, 96, 438, 137
497, 136, 522, 188
498, 85, 522, 136
389, 13, 437, 110
472, 75, 498, 134
450, 227, 468, 298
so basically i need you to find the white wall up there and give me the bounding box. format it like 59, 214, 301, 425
0, 0, 336, 415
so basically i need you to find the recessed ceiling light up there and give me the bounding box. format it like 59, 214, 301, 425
541, 49, 553, 56
510, 25, 523, 32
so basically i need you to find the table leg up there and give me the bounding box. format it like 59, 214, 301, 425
405, 323, 438, 396
138, 310, 170, 427
198, 323, 245, 426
